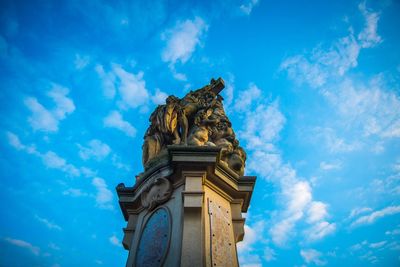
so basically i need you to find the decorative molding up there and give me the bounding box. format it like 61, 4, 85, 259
141, 177, 172, 211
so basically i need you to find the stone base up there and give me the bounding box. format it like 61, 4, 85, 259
116, 146, 256, 267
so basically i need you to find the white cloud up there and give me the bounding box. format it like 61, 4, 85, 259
63, 188, 88, 197
223, 74, 235, 109
111, 154, 130, 171
78, 139, 111, 161
24, 84, 75, 132
161, 17, 208, 65
350, 240, 368, 251
300, 249, 327, 266
307, 201, 328, 223
109, 234, 121, 247
169, 65, 187, 81
351, 206, 400, 227
369, 241, 386, 249
357, 2, 382, 48
270, 180, 313, 246
112, 64, 149, 109
348, 207, 373, 219
237, 223, 260, 253
240, 0, 259, 15
74, 54, 90, 70
304, 221, 336, 242
35, 215, 62, 231
319, 161, 342, 171
104, 110, 136, 137
42, 151, 80, 177
234, 83, 262, 112
238, 99, 286, 151
48, 243, 60, 250
6, 131, 25, 150
151, 88, 169, 105
237, 221, 265, 267
263, 246, 277, 262
47, 84, 75, 121
4, 237, 40, 256
80, 167, 97, 178
24, 97, 59, 132
96, 63, 149, 108
92, 177, 113, 210
385, 227, 400, 236
95, 64, 116, 99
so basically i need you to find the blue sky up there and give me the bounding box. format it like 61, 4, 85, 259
1, 0, 400, 266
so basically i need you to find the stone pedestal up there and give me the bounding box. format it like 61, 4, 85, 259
116, 146, 256, 267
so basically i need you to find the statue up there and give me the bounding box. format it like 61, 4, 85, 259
142, 78, 246, 176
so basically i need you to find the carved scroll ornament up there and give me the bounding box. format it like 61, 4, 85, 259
141, 177, 173, 211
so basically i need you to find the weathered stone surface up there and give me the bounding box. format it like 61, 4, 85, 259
116, 146, 256, 267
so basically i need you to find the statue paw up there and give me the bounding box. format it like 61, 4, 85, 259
172, 138, 181, 145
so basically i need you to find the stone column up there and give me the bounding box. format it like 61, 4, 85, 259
116, 146, 256, 267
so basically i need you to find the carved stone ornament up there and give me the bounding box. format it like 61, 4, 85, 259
141, 177, 173, 210
142, 77, 247, 176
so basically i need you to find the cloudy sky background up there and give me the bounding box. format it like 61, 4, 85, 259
1, 0, 400, 266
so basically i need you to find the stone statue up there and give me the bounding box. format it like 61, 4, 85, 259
142, 78, 246, 176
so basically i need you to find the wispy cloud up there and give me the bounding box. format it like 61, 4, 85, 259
109, 234, 122, 247
42, 151, 80, 177
357, 2, 382, 48
319, 161, 342, 171
300, 249, 327, 266
234, 83, 262, 112
313, 127, 363, 153
24, 84, 75, 132
6, 132, 116, 211
4, 237, 40, 256
74, 54, 90, 70
263, 246, 276, 262
369, 241, 386, 249
236, 86, 335, 247
6, 131, 26, 150
103, 110, 136, 137
351, 205, 400, 228
35, 215, 62, 231
280, 3, 381, 88
348, 207, 373, 219
240, 0, 260, 15
6, 131, 80, 177
304, 221, 336, 242
62, 188, 88, 197
323, 77, 400, 139
151, 88, 169, 105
